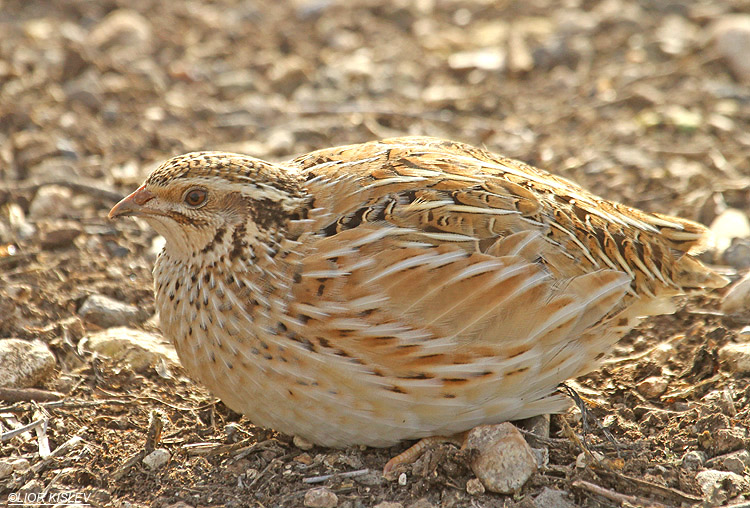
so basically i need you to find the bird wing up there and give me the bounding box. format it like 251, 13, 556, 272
276, 138, 649, 400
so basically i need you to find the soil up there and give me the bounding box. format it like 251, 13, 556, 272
1, 0, 749, 507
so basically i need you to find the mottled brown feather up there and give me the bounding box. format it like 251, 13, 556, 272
112, 136, 727, 449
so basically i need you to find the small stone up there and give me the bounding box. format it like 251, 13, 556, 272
84, 327, 179, 371
714, 427, 746, 454
374, 502, 403, 508
651, 343, 675, 364
681, 450, 706, 470
710, 209, 750, 253
724, 239, 750, 270
466, 423, 537, 494
532, 447, 549, 468
0, 339, 56, 388
225, 423, 241, 441
533, 487, 578, 508
721, 272, 750, 319
719, 343, 750, 374
710, 450, 750, 475
78, 294, 148, 328
406, 499, 435, 508
29, 186, 73, 219
466, 478, 485, 496
711, 15, 750, 82
0, 459, 13, 479
636, 376, 668, 398
398, 472, 407, 486
448, 49, 506, 71
142, 448, 171, 469
40, 226, 82, 250
164, 502, 194, 508
695, 469, 749, 503
11, 458, 31, 473
294, 435, 314, 450
304, 487, 338, 508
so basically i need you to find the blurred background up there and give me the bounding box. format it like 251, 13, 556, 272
2, 0, 749, 220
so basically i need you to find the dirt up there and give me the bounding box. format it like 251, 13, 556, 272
1, 0, 749, 506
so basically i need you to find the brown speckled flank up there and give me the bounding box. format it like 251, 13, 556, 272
110, 137, 727, 453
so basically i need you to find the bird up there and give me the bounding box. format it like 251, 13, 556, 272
109, 136, 727, 472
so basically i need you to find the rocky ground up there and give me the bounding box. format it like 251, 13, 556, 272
1, 0, 750, 506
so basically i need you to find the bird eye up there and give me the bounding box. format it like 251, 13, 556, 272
184, 188, 207, 207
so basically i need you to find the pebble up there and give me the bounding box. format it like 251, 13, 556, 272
718, 343, 750, 374
40, 226, 81, 250
448, 49, 506, 72
724, 239, 750, 270
695, 469, 749, 503
143, 448, 171, 469
533, 487, 579, 508
293, 435, 314, 450
406, 499, 434, 508
713, 427, 746, 455
373, 502, 403, 508
78, 294, 149, 328
0, 459, 13, 479
29, 186, 73, 219
465, 478, 485, 496
707, 449, 750, 475
636, 376, 668, 399
465, 423, 537, 494
710, 208, 750, 254
0, 338, 56, 388
681, 450, 706, 470
84, 327, 179, 371
711, 15, 750, 82
303, 487, 338, 508
721, 272, 750, 319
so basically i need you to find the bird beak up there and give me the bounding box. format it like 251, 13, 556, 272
108, 185, 156, 219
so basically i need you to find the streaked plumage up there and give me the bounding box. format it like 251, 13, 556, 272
109, 136, 726, 452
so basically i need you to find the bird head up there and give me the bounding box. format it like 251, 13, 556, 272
109, 152, 308, 262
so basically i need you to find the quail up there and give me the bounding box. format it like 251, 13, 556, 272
109, 137, 726, 470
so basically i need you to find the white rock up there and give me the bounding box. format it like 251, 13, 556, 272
83, 327, 179, 371
28, 186, 73, 219
712, 15, 750, 82
448, 49, 506, 71
636, 376, 668, 399
695, 469, 748, 503
0, 339, 56, 388
710, 209, 750, 253
303, 487, 338, 508
142, 448, 171, 469
719, 343, 750, 374
466, 423, 537, 494
78, 294, 148, 328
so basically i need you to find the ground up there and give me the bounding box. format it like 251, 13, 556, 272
1, 0, 750, 506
